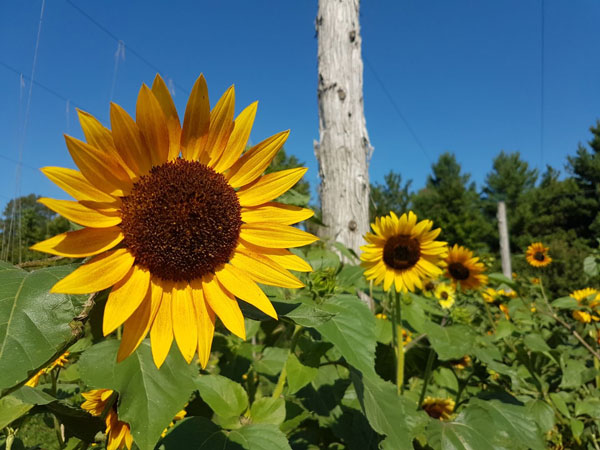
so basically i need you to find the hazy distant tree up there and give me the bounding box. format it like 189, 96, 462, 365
411, 152, 492, 250
369, 171, 412, 220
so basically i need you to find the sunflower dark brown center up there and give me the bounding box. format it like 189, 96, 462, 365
534, 252, 545, 261
448, 262, 470, 281
425, 281, 435, 291
383, 235, 421, 270
120, 159, 242, 282
441, 291, 449, 300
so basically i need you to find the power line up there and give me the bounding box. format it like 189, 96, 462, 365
364, 56, 432, 164
64, 0, 189, 95
0, 153, 38, 171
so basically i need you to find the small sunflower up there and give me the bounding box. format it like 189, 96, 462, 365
525, 242, 552, 268
25, 351, 70, 388
402, 328, 413, 346
420, 277, 438, 298
498, 303, 510, 320
422, 397, 455, 420
450, 355, 471, 370
360, 211, 447, 293
481, 287, 498, 304
445, 244, 487, 290
82, 389, 132, 450
434, 283, 455, 309
32, 74, 317, 368
571, 288, 600, 323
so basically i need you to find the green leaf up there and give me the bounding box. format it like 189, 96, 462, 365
352, 371, 428, 450
0, 395, 33, 429
285, 353, 318, 395
488, 273, 517, 289
525, 399, 555, 433
78, 339, 196, 450
253, 347, 288, 376
424, 323, 474, 361
575, 397, 600, 419
332, 242, 359, 262
425, 419, 496, 450
494, 320, 514, 340
584, 255, 598, 277
570, 418, 584, 440
45, 401, 105, 442
314, 294, 377, 374
461, 398, 544, 450
560, 358, 596, 389
524, 333, 551, 353
277, 301, 336, 327
549, 392, 571, 418
0, 263, 86, 390
305, 247, 340, 270
249, 397, 286, 425
161, 417, 292, 450
195, 374, 249, 420
551, 297, 578, 309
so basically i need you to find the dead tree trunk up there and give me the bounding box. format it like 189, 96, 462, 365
497, 201, 512, 279
314, 0, 372, 257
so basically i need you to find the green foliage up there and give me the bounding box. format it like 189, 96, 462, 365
369, 171, 412, 220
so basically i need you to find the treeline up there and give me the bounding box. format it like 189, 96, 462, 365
370, 121, 600, 295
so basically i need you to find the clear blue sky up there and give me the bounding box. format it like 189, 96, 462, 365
1, 1, 599, 211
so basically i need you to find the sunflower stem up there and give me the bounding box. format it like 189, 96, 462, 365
417, 348, 435, 409
392, 291, 405, 395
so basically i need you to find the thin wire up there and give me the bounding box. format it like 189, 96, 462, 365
364, 56, 432, 164
64, 0, 189, 95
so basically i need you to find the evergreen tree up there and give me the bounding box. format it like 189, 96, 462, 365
369, 171, 412, 220
411, 152, 492, 250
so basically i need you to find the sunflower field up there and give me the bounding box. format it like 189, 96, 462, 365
2, 74, 600, 450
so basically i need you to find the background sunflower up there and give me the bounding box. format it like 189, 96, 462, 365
525, 242, 552, 268
445, 244, 488, 290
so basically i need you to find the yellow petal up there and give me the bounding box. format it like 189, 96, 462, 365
64, 135, 131, 196
213, 101, 257, 173
181, 74, 210, 161
231, 247, 304, 288
202, 275, 246, 340
238, 241, 312, 272
110, 102, 152, 175
236, 167, 308, 207
31, 226, 123, 257
136, 84, 170, 167
215, 264, 277, 319
103, 265, 151, 335
38, 198, 121, 228
240, 223, 318, 248
171, 284, 198, 363
151, 74, 182, 161
150, 282, 174, 368
76, 109, 137, 179
241, 203, 314, 225
204, 85, 235, 166
190, 280, 215, 369
41, 166, 115, 203
50, 248, 134, 294
226, 130, 289, 188
117, 279, 163, 362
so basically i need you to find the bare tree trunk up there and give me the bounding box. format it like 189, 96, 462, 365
314, 0, 372, 258
497, 201, 512, 279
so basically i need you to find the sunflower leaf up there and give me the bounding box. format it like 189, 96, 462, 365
78, 339, 196, 450
195, 374, 249, 421
0, 262, 87, 392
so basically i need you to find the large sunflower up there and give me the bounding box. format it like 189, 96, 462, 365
32, 74, 318, 368
360, 211, 447, 293
525, 242, 552, 268
445, 244, 487, 290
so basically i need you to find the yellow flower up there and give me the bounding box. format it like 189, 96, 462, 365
25, 351, 70, 388
360, 211, 447, 293
482, 287, 498, 304
499, 303, 510, 320
420, 277, 438, 298
375, 312, 388, 320
445, 245, 487, 290
32, 74, 318, 368
422, 397, 455, 420
81, 389, 133, 450
525, 242, 552, 268
571, 288, 600, 323
531, 277, 540, 285
498, 289, 517, 299
402, 328, 412, 346
450, 355, 471, 370
434, 283, 455, 309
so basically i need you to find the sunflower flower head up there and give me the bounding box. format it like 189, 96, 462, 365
499, 303, 510, 320
482, 287, 498, 304
434, 283, 455, 309
571, 288, 600, 323
445, 244, 487, 290
360, 211, 447, 293
525, 242, 552, 268
420, 277, 438, 298
422, 397, 455, 420
81, 389, 133, 450
32, 74, 318, 369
